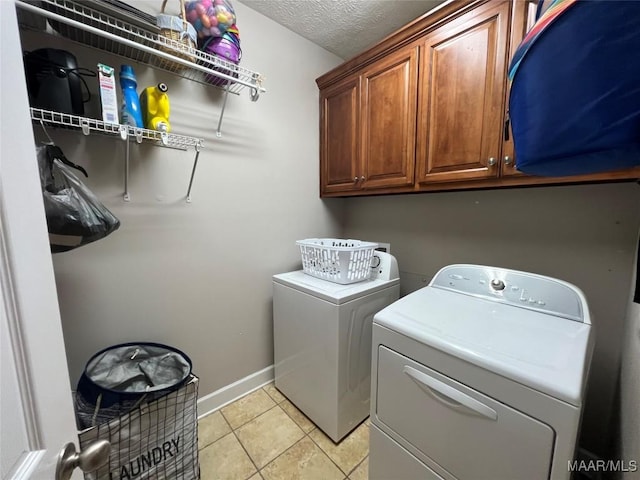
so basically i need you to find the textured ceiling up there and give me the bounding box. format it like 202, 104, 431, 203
238, 0, 447, 60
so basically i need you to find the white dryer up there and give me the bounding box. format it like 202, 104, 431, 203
369, 264, 594, 480
273, 251, 400, 442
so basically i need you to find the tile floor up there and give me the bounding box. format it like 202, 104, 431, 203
198, 383, 370, 480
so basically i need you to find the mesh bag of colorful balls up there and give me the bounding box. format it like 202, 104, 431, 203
185, 0, 241, 86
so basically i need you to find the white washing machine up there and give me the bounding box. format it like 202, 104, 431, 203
369, 264, 594, 480
273, 251, 400, 442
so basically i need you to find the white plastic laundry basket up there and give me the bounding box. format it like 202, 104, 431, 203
296, 238, 378, 284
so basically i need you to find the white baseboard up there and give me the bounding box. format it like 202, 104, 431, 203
197, 365, 274, 419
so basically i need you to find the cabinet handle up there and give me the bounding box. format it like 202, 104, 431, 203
487, 157, 497, 167
504, 155, 513, 166
360, 176, 365, 181
354, 177, 358, 183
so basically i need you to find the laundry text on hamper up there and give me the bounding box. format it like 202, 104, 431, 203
114, 436, 181, 480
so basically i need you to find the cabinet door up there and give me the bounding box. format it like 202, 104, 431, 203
502, 0, 538, 177
361, 46, 418, 189
416, 1, 511, 185
320, 76, 361, 194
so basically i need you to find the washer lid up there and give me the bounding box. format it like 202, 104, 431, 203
374, 286, 593, 406
273, 270, 399, 304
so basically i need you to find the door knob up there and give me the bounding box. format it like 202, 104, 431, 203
360, 176, 365, 181
504, 155, 513, 166
487, 157, 497, 166
56, 440, 111, 480
353, 177, 358, 183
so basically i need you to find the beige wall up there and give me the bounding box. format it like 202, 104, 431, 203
21, 2, 343, 397
342, 183, 640, 457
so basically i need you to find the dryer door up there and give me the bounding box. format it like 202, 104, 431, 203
375, 346, 555, 480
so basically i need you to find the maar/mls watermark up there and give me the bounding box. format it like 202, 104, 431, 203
568, 459, 638, 473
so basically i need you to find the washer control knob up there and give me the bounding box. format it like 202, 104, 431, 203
490, 279, 506, 291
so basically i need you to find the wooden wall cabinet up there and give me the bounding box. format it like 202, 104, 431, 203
416, 1, 510, 185
317, 0, 640, 197
361, 46, 418, 190
320, 46, 418, 195
320, 76, 361, 194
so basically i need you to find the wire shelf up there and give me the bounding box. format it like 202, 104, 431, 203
31, 107, 203, 151
16, 0, 265, 99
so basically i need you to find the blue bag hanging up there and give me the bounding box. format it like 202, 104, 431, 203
508, 0, 640, 177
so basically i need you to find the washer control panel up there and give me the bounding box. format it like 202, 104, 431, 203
369, 251, 399, 281
430, 264, 585, 322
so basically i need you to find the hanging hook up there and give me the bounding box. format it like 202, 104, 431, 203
39, 120, 55, 145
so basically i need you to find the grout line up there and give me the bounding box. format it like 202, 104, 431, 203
198, 399, 284, 479
220, 411, 232, 431
278, 398, 314, 433
232, 428, 261, 477
348, 454, 368, 477
262, 384, 287, 405
202, 392, 278, 477
233, 403, 280, 433
212, 391, 369, 479
306, 428, 351, 476
233, 404, 307, 474
307, 423, 371, 477
220, 392, 278, 431
197, 411, 234, 451
259, 434, 309, 476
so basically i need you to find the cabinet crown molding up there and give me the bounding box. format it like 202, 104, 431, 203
316, 0, 488, 89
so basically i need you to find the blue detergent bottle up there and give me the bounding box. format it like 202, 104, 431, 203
119, 65, 143, 128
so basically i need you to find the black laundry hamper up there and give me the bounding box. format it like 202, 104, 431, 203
75, 342, 193, 429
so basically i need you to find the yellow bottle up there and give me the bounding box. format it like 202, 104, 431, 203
140, 83, 171, 133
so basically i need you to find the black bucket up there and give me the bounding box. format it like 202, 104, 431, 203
75, 342, 192, 429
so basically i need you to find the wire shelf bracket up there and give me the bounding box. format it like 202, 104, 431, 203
186, 141, 203, 203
